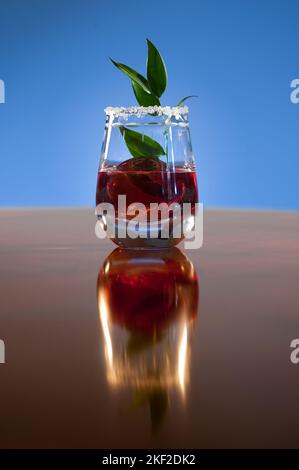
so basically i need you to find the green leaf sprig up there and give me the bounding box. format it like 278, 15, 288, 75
120, 126, 165, 158
110, 39, 197, 158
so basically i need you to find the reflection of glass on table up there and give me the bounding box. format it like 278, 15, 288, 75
97, 248, 199, 431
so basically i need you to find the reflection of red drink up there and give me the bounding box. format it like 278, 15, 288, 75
98, 248, 199, 335
97, 248, 199, 397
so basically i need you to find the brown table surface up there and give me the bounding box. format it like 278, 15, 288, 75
0, 208, 299, 449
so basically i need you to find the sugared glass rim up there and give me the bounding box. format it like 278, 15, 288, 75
104, 105, 189, 119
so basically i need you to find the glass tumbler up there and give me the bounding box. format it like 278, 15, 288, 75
96, 106, 198, 249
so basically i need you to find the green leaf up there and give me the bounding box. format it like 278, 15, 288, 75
126, 332, 164, 356
146, 39, 167, 98
132, 388, 169, 432
176, 95, 198, 106
132, 81, 160, 106
120, 126, 165, 158
149, 389, 169, 433
110, 58, 151, 94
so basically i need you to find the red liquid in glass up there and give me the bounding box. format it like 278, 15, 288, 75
96, 157, 198, 247
96, 157, 198, 212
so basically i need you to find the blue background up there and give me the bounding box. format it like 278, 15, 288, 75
0, 0, 298, 209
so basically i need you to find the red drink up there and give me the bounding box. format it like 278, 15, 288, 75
96, 157, 198, 208
96, 157, 198, 248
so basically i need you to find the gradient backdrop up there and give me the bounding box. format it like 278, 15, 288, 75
0, 0, 298, 209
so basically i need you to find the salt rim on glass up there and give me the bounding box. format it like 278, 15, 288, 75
104, 105, 189, 121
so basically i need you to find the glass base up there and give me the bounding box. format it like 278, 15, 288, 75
110, 237, 182, 250
96, 213, 195, 249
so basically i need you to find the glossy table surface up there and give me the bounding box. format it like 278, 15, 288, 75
0, 208, 299, 449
